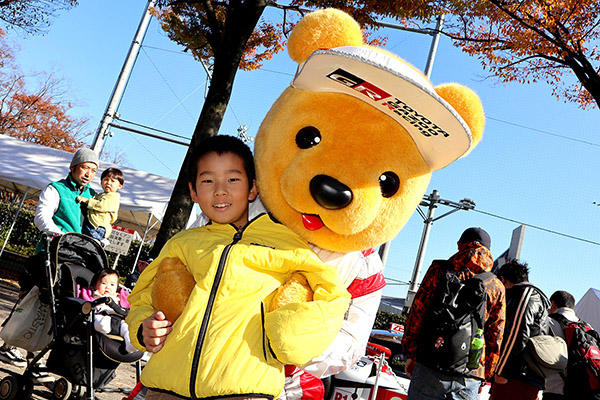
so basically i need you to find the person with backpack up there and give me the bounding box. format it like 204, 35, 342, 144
491, 260, 549, 400
547, 290, 600, 400
402, 227, 506, 400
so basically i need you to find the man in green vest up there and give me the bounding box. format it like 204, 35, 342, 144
0, 148, 99, 380
33, 147, 99, 237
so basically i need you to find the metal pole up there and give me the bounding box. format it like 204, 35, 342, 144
112, 253, 120, 270
0, 188, 29, 258
131, 213, 152, 273
371, 352, 386, 400
377, 15, 444, 267
91, 0, 155, 152
405, 190, 439, 309
424, 15, 445, 78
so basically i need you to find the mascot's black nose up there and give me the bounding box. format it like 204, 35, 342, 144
310, 175, 353, 210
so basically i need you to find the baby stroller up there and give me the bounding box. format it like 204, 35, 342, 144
0, 233, 143, 400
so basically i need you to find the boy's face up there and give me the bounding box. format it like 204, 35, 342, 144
189, 151, 257, 229
101, 175, 123, 193
96, 274, 119, 297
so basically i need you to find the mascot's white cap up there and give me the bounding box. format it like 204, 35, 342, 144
291, 46, 472, 171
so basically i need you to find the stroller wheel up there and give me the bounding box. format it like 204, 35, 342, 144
0, 375, 32, 400
0, 376, 17, 400
52, 377, 72, 400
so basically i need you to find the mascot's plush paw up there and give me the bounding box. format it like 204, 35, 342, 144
151, 257, 195, 322
269, 273, 314, 312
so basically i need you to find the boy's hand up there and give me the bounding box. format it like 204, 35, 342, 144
76, 196, 88, 203
142, 311, 172, 353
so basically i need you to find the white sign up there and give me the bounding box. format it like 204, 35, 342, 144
104, 226, 135, 255
389, 323, 404, 334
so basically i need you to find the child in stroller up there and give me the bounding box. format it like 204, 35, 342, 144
0, 233, 143, 400
78, 268, 137, 354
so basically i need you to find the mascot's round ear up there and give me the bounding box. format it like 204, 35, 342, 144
435, 83, 485, 156
288, 8, 363, 63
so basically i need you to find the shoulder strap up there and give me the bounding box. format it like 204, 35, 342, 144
518, 283, 550, 307
474, 271, 495, 283
496, 285, 535, 375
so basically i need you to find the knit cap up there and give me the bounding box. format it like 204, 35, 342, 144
459, 227, 491, 250
70, 148, 99, 168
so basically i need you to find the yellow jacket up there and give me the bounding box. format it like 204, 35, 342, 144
126, 214, 350, 399
86, 191, 120, 237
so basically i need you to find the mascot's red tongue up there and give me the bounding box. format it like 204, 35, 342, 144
302, 214, 324, 231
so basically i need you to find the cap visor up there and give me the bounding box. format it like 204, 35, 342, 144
291, 46, 472, 171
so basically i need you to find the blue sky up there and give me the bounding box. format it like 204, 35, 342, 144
7, 1, 600, 302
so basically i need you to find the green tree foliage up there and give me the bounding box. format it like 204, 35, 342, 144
0, 201, 39, 255
373, 310, 407, 330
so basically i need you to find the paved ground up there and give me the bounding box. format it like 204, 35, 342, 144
0, 278, 142, 399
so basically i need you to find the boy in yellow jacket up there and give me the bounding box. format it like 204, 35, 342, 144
127, 135, 350, 400
77, 167, 123, 242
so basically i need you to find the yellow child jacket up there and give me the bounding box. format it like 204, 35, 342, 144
86, 191, 120, 237
126, 214, 350, 399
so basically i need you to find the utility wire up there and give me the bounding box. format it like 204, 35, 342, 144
259, 68, 294, 76
487, 116, 600, 148
151, 81, 207, 127
121, 129, 178, 176
473, 208, 600, 246
142, 43, 245, 129
141, 44, 190, 56
141, 47, 196, 120
115, 117, 191, 140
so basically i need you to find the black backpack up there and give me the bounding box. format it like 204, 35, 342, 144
417, 260, 494, 375
550, 313, 600, 396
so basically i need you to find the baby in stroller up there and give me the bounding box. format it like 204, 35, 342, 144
79, 268, 137, 353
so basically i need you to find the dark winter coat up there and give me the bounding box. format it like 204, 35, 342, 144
495, 283, 549, 389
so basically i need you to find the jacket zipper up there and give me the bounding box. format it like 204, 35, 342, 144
189, 228, 243, 399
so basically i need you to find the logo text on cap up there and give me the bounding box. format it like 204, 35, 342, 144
326, 68, 450, 139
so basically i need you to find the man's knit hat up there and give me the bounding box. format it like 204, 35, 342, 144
70, 148, 99, 168
459, 227, 491, 250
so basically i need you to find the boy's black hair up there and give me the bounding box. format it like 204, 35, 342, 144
550, 290, 576, 309
101, 167, 124, 185
187, 135, 255, 190
496, 259, 529, 284
90, 268, 120, 290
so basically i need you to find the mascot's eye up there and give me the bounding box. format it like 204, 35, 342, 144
296, 126, 321, 149
379, 172, 400, 198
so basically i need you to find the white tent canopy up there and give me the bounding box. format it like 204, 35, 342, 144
0, 135, 193, 240
575, 288, 600, 332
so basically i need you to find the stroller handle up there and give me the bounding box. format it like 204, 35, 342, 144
91, 297, 112, 307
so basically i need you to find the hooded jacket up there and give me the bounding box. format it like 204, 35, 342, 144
126, 213, 350, 399
402, 242, 506, 380
545, 307, 579, 395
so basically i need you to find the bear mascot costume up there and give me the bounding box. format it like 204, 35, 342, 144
150, 8, 485, 400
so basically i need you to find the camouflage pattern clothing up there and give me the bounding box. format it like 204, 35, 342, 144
402, 242, 506, 380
